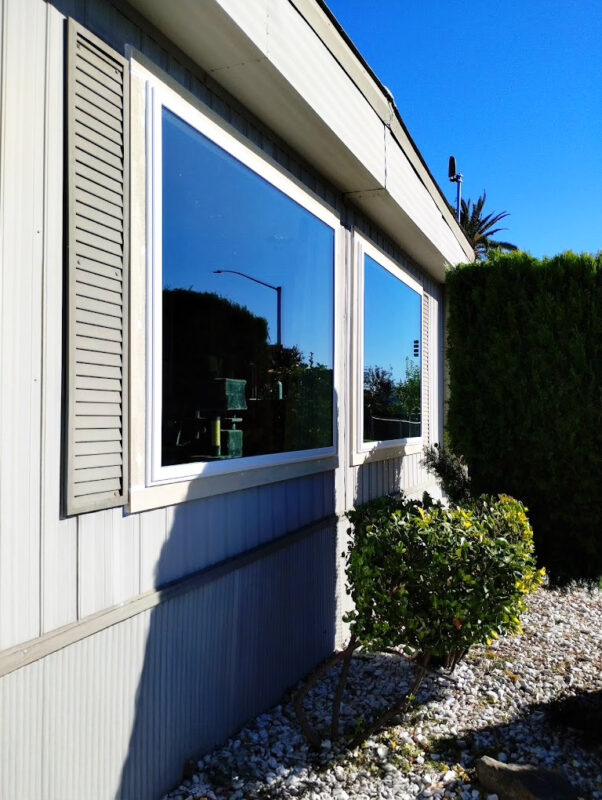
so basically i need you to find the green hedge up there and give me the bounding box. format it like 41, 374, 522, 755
446, 250, 602, 583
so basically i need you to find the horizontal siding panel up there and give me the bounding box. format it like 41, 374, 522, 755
74, 427, 122, 442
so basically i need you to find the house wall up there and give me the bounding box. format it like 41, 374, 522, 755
0, 0, 446, 797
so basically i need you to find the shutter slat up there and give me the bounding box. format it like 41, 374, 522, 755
74, 427, 122, 442
75, 54, 123, 99
75, 316, 122, 342
76, 294, 122, 318
75, 67, 122, 111
74, 439, 122, 455
76, 201, 123, 233
76, 388, 121, 404
74, 93, 123, 136
75, 241, 123, 269
75, 257, 122, 282
74, 478, 122, 496
75, 165, 123, 202
74, 135, 123, 179
76, 335, 122, 355
74, 118, 123, 159
75, 269, 122, 295
75, 415, 122, 430
76, 375, 121, 392
76, 188, 123, 221
76, 308, 122, 329
75, 348, 122, 368
76, 213, 123, 245
77, 36, 124, 75
75, 452, 123, 469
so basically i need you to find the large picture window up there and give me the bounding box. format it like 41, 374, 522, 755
144, 78, 337, 487
353, 238, 422, 463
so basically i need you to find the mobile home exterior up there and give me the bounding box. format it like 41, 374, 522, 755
0, 1, 473, 797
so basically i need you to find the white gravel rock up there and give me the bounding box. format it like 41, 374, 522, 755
161, 586, 602, 800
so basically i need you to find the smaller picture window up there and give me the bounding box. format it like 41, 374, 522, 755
356, 240, 422, 459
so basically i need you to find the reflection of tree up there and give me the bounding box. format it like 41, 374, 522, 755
364, 359, 420, 441
162, 288, 333, 463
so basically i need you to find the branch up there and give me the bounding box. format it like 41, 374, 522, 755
330, 636, 359, 740
348, 654, 430, 749
292, 646, 349, 749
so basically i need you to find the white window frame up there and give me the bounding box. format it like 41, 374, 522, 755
128, 55, 341, 512
350, 233, 424, 467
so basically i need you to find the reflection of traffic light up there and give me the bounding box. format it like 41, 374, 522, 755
413, 339, 419, 357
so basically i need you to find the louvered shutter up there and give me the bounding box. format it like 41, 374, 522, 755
64, 19, 129, 515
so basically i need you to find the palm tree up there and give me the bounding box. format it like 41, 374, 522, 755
459, 191, 517, 258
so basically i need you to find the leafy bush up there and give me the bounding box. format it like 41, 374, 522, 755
344, 492, 542, 661
422, 443, 471, 504
294, 491, 542, 749
446, 249, 602, 583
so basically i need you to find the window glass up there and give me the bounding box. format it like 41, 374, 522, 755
161, 107, 334, 466
363, 254, 421, 443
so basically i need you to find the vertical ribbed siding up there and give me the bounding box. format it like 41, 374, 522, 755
422, 291, 430, 443
64, 18, 129, 515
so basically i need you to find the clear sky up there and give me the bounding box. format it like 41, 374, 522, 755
325, 0, 602, 259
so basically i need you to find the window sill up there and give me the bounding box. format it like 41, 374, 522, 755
128, 453, 338, 512
350, 440, 423, 468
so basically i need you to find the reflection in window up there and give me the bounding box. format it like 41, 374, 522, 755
363, 254, 421, 443
161, 108, 334, 466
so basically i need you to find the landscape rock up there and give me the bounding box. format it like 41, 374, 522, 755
475, 755, 580, 800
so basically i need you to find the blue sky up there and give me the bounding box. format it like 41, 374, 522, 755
326, 0, 602, 259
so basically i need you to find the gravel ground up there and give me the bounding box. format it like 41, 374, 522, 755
164, 586, 602, 800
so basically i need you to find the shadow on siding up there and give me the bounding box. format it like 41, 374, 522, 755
117, 480, 338, 800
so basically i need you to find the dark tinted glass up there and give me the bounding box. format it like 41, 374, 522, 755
161, 107, 334, 465
363, 254, 421, 442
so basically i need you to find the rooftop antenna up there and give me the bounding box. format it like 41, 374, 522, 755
448, 156, 463, 223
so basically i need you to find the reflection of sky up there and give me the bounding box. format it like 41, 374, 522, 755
364, 254, 421, 381
161, 108, 334, 367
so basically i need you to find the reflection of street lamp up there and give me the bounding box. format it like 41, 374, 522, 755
213, 269, 282, 346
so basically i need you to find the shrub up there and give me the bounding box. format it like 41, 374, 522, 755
344, 492, 542, 661
294, 491, 542, 749
422, 443, 471, 504
446, 249, 602, 583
